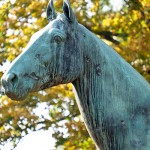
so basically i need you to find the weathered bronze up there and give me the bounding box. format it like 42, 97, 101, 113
1, 0, 150, 149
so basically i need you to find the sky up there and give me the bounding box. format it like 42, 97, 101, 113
14, 130, 56, 150
1, 130, 56, 150
110, 0, 125, 11
0, 0, 124, 149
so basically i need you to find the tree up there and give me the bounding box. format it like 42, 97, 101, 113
0, 0, 150, 149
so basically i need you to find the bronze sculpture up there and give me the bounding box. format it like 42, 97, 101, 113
1, 0, 150, 149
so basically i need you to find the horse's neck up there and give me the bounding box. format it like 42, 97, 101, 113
72, 24, 150, 144
73, 24, 150, 104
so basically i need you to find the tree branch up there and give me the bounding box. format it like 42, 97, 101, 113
84, 25, 128, 45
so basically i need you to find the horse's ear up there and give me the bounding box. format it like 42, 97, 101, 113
46, 0, 57, 22
63, 0, 77, 23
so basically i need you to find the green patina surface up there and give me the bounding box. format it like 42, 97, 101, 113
1, 0, 150, 149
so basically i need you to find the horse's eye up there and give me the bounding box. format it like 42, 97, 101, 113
53, 35, 63, 43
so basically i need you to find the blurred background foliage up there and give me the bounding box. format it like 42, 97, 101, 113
0, 0, 150, 149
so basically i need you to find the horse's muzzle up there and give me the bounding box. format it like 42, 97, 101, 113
1, 72, 23, 100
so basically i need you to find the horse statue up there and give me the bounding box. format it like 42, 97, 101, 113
1, 0, 150, 149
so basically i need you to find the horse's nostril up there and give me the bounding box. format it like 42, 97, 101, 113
6, 73, 18, 85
